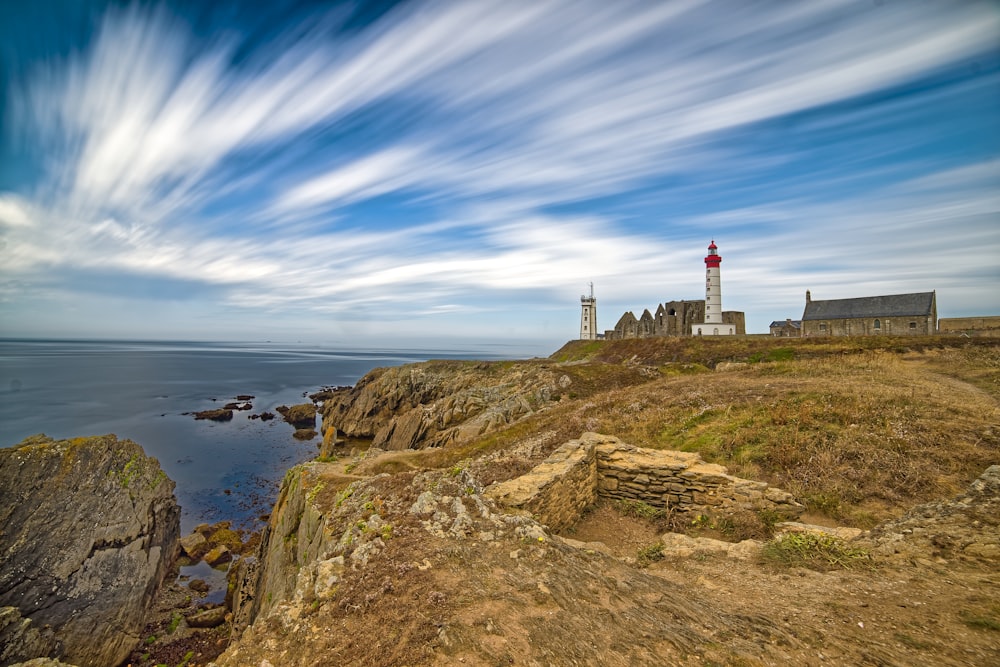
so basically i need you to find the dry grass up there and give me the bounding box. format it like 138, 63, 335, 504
469, 339, 1000, 527
557, 351, 997, 525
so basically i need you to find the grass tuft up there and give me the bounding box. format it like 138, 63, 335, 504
636, 542, 665, 567
761, 532, 874, 571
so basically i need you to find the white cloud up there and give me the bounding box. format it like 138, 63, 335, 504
2, 0, 998, 340
0, 196, 36, 228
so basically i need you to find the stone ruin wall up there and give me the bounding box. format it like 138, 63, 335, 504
486, 432, 803, 532
938, 316, 1000, 337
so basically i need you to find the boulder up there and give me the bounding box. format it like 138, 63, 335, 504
319, 426, 338, 459
276, 404, 316, 429
186, 606, 227, 629
293, 428, 317, 441
179, 532, 209, 560
204, 545, 232, 568
188, 579, 210, 594
0, 434, 180, 667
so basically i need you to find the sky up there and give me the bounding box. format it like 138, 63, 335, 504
0, 0, 998, 353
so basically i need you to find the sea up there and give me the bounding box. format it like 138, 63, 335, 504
0, 339, 525, 534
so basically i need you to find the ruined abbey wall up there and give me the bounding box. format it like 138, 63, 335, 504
605, 300, 745, 340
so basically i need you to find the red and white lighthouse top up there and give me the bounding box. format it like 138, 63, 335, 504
704, 240, 721, 268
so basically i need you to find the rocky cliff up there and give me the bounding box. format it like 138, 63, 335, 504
0, 434, 180, 667
320, 360, 566, 450
213, 444, 1000, 666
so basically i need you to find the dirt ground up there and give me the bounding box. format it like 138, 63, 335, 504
559, 501, 1000, 667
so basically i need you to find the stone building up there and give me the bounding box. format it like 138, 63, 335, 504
603, 240, 745, 340
769, 319, 801, 337
801, 290, 937, 336
605, 300, 745, 340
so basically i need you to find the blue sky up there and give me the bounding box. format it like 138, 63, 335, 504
0, 0, 997, 352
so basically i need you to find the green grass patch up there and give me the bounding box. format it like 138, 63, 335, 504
761, 532, 874, 571
167, 612, 182, 634
960, 607, 1000, 631
636, 542, 665, 567
613, 498, 664, 521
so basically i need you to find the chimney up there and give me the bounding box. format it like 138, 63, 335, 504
806, 290, 811, 303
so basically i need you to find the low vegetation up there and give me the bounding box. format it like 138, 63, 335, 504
760, 532, 874, 571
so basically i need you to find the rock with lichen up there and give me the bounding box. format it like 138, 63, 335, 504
0, 434, 180, 667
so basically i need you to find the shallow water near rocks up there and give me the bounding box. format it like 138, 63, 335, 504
0, 339, 520, 532
179, 560, 229, 605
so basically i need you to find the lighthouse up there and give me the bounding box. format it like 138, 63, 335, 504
580, 282, 597, 340
691, 240, 736, 336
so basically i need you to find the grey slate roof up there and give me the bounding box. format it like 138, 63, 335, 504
803, 292, 935, 321
769, 320, 801, 329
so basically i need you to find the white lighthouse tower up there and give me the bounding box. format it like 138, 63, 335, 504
691, 240, 736, 336
580, 282, 597, 340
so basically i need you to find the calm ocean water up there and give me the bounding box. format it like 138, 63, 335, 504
0, 339, 520, 532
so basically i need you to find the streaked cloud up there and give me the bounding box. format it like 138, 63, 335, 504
0, 0, 997, 346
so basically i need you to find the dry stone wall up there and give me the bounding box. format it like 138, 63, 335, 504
483, 438, 597, 532
486, 433, 804, 532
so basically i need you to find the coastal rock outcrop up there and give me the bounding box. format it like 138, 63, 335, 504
321, 360, 562, 450
0, 434, 180, 667
276, 403, 316, 429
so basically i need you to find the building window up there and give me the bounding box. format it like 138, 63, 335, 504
819, 323, 827, 332
874, 319, 881, 330
713, 328, 719, 335
909, 321, 917, 329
